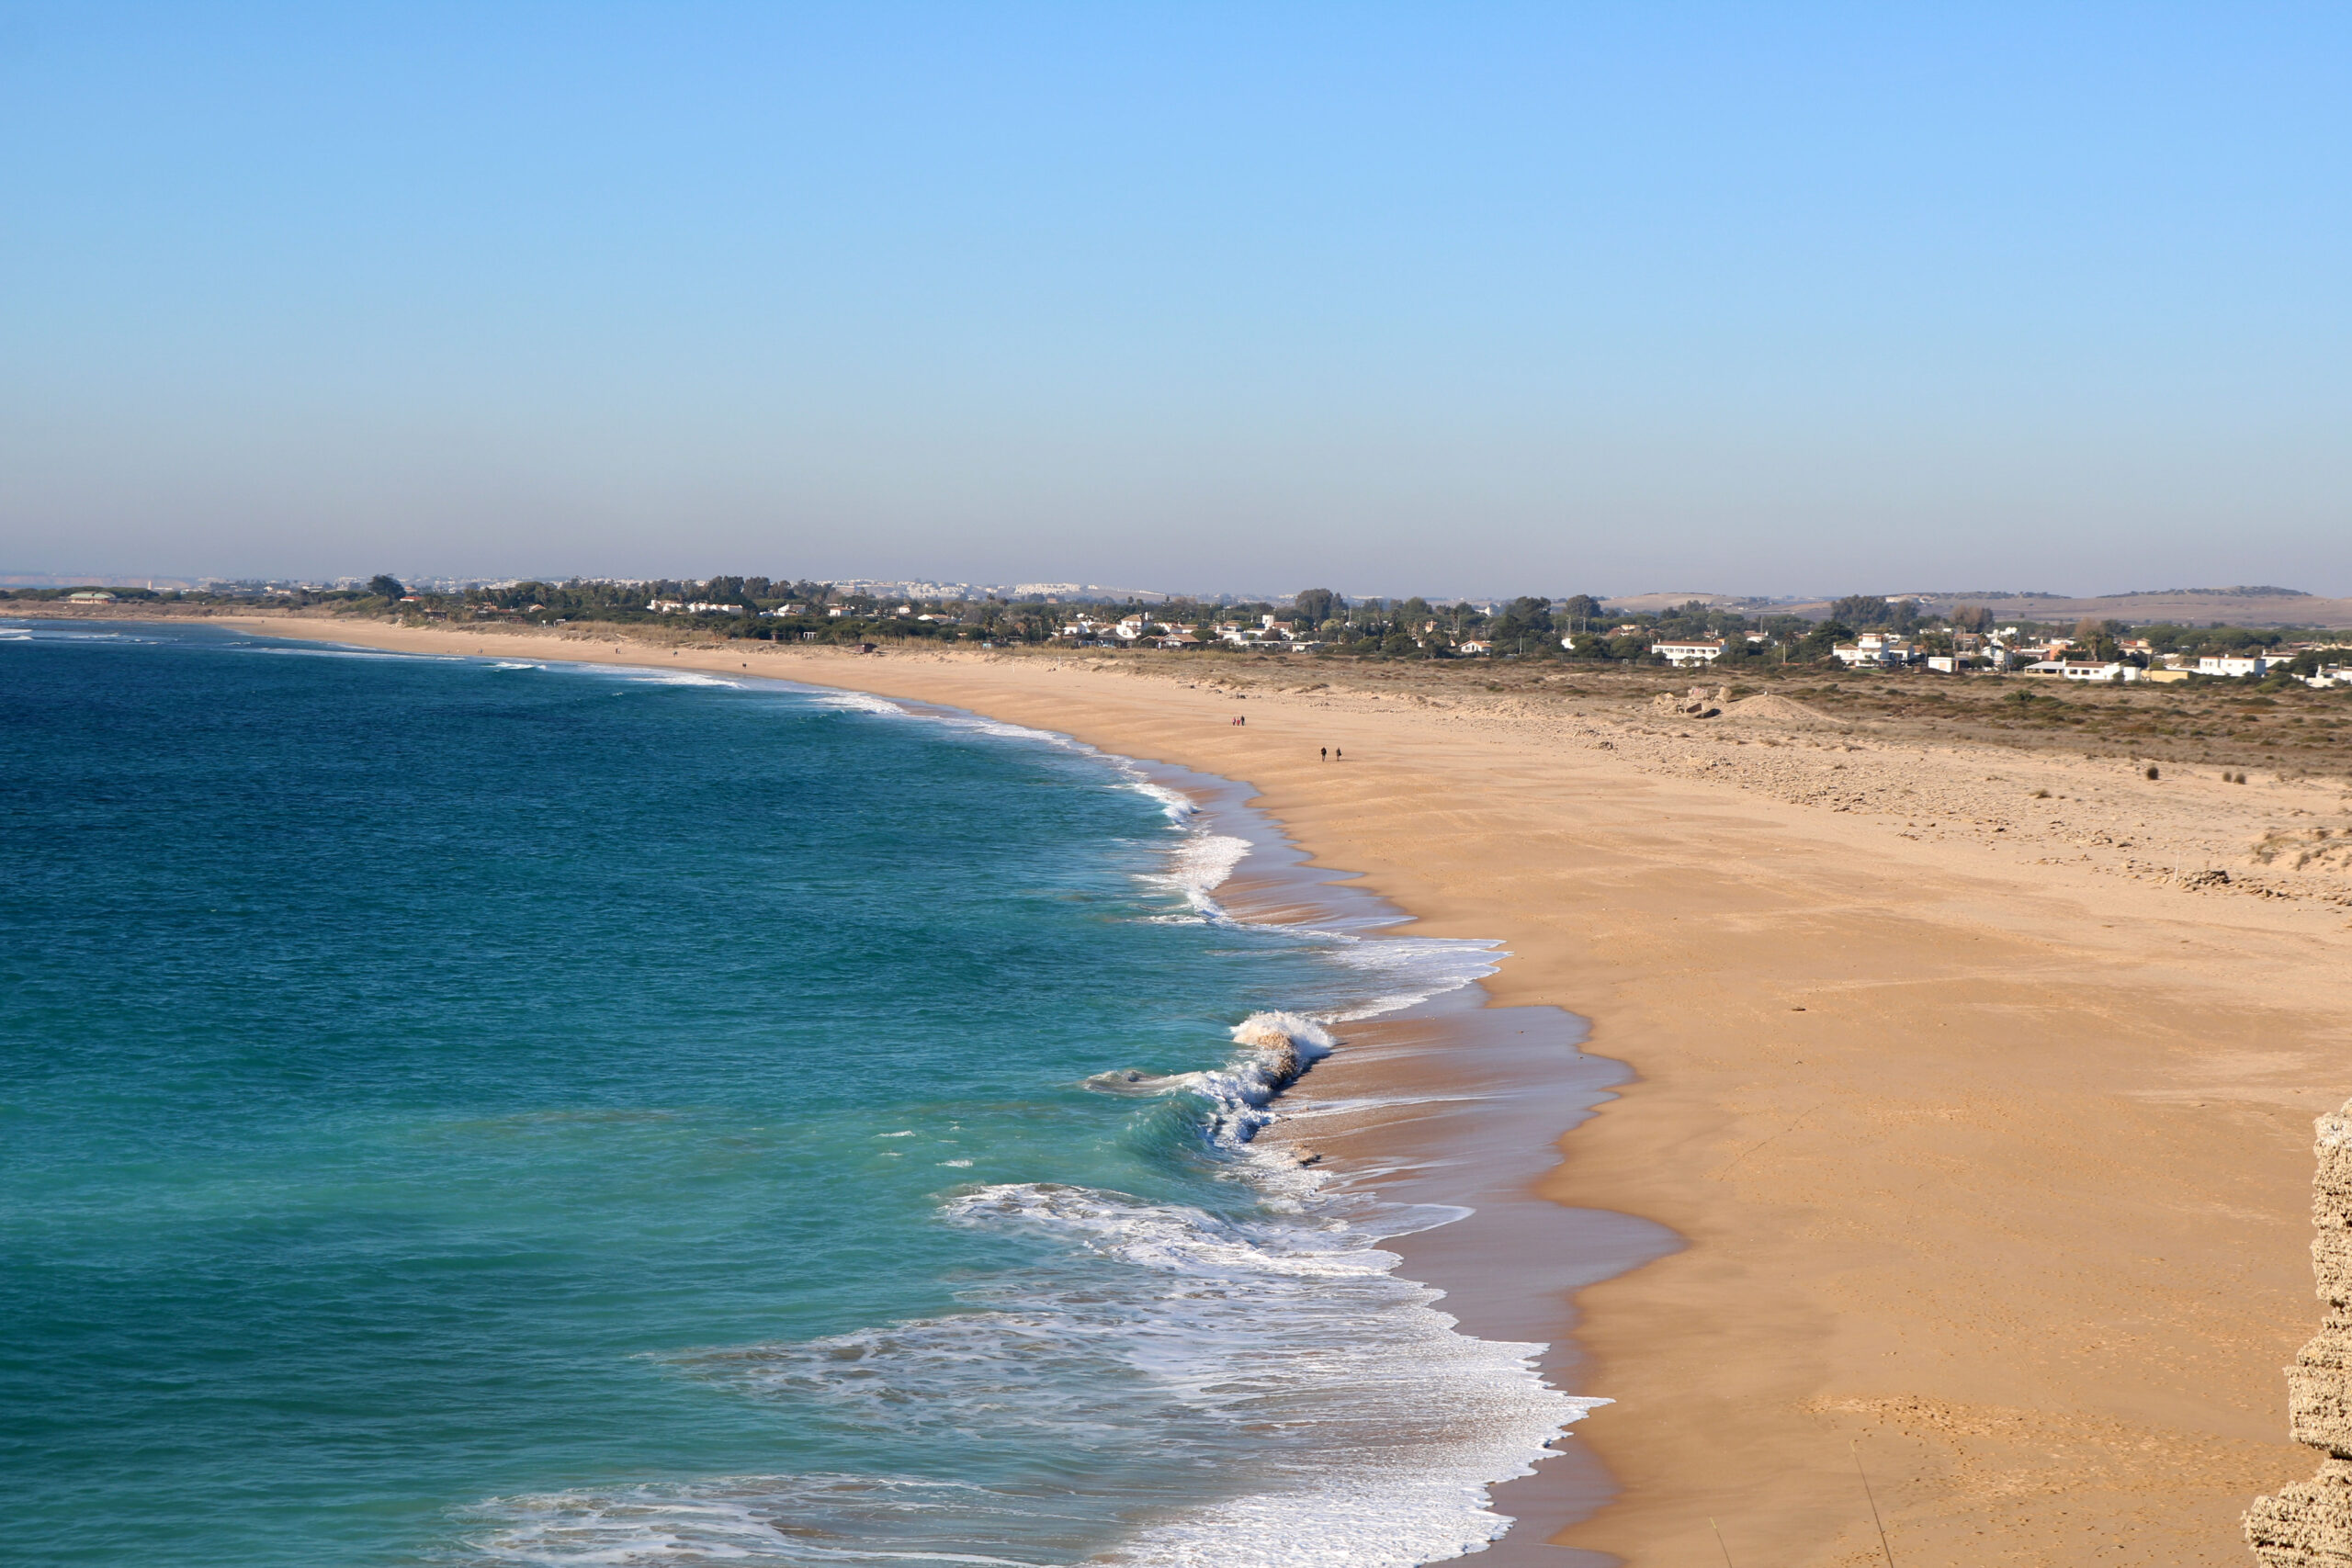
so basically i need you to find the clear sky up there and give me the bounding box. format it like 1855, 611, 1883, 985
3, 2, 2346, 598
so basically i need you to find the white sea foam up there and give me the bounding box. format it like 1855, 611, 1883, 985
627, 671, 745, 688
792, 691, 1196, 828
461, 1475, 1071, 1566
810, 690, 909, 716
454, 677, 1578, 1568
1114, 772, 1196, 823
478, 1163, 1596, 1567
243, 643, 434, 662
1184, 1012, 1336, 1146
1312, 933, 1501, 1021
1146, 831, 1250, 916
939, 721, 1194, 826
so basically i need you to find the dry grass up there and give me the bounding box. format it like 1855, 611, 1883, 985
1050, 649, 2352, 784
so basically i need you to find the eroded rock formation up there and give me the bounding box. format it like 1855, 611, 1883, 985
1651, 684, 1729, 718
2247, 1100, 2352, 1564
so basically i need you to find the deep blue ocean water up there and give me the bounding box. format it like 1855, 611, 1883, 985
0, 622, 1577, 1568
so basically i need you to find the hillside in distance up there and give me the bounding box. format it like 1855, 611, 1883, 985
1604, 588, 2352, 629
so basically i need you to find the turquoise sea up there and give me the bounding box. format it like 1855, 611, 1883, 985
0, 621, 1585, 1567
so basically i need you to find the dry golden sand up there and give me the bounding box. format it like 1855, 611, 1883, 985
208, 618, 2352, 1564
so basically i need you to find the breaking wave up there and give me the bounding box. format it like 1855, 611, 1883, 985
446, 685, 1584, 1568
470, 1169, 1589, 1568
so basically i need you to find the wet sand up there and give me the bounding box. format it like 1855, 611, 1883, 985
187, 617, 2352, 1566
1128, 751, 1675, 1564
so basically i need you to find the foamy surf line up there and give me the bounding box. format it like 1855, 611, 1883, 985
458, 1010, 1601, 1568
696, 685, 1582, 1565
209, 630, 1592, 1565
773, 682, 1498, 1018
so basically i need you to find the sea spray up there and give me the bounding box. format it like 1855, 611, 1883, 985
1195, 1012, 1335, 1146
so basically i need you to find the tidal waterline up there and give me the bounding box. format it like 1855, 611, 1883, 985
0, 620, 1608, 1566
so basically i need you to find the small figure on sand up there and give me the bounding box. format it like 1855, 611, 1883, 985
1320, 747, 1328, 761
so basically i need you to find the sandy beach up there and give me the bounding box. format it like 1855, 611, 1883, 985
148, 615, 2352, 1563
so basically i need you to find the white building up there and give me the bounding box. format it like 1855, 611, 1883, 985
1651, 638, 1726, 667
2198, 654, 2272, 678
1833, 633, 1919, 669
1216, 617, 1299, 648
2061, 660, 2142, 683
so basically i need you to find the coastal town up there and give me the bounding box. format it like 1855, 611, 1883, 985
21, 579, 2349, 691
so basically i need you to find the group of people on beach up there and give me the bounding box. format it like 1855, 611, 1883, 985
1220, 712, 1342, 762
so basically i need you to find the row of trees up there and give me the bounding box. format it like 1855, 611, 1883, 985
336, 578, 2352, 670
16, 576, 2335, 671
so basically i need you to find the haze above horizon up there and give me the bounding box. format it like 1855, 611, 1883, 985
3, 3, 2346, 595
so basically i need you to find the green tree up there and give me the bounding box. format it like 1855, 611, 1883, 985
367, 575, 405, 599
1292, 588, 1341, 625
1488, 595, 1554, 652
1798, 620, 1855, 660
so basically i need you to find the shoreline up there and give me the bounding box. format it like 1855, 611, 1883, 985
1122, 750, 1677, 1563
40, 610, 2352, 1565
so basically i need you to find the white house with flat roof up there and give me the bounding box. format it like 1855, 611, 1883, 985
1651, 637, 1725, 667
1833, 633, 1920, 669
2061, 660, 2142, 683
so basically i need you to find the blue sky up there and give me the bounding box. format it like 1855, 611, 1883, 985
2, 2, 2346, 596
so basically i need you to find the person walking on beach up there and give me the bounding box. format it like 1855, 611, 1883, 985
1320, 747, 1328, 761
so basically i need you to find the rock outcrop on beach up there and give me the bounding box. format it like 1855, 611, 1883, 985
2247, 1100, 2352, 1564
1651, 685, 1728, 718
